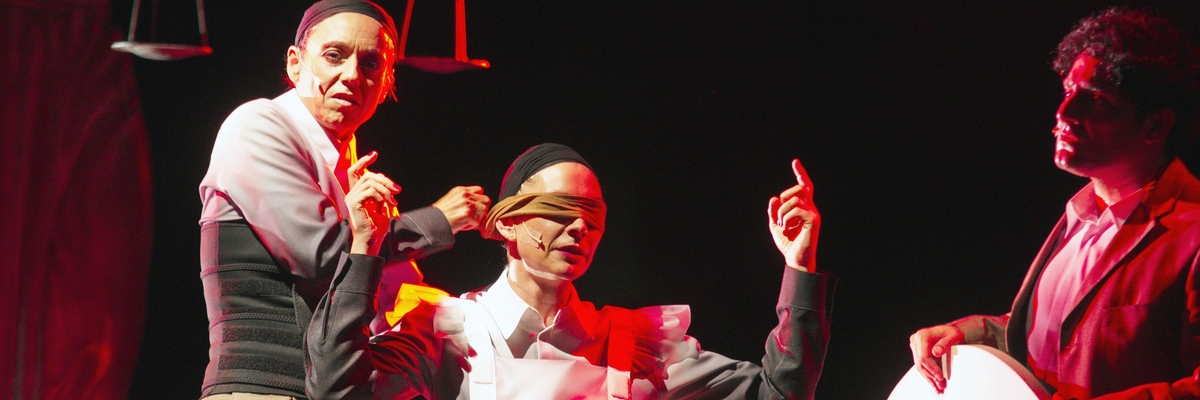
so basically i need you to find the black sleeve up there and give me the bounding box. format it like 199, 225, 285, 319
757, 268, 836, 399
306, 253, 384, 400
381, 206, 455, 262
657, 268, 836, 400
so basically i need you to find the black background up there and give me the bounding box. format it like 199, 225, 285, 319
118, 1, 1200, 398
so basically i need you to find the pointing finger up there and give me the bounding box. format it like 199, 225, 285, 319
346, 151, 377, 188
792, 158, 813, 189
350, 151, 378, 176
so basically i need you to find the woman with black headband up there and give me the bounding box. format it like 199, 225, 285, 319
196, 1, 489, 398
308, 143, 835, 399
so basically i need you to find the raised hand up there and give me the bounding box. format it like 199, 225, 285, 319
346, 151, 400, 255
432, 186, 491, 234
767, 159, 820, 272
908, 324, 965, 393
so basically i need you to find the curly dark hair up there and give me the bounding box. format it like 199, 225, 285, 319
1053, 7, 1200, 157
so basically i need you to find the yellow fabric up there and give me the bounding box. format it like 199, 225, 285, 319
385, 283, 450, 326
479, 193, 607, 240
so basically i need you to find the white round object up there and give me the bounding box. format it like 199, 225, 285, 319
888, 345, 1051, 400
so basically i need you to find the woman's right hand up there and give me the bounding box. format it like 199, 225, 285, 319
346, 151, 399, 255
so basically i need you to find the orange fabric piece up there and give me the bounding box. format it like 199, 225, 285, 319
385, 283, 450, 326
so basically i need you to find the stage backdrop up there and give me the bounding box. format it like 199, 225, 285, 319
0, 0, 152, 398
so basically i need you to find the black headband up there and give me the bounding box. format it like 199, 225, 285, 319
294, 0, 399, 54
499, 143, 594, 201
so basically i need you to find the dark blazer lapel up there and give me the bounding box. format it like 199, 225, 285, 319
1007, 214, 1068, 361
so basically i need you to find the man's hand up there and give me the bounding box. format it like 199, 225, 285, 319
432, 186, 491, 234
768, 159, 820, 272
346, 151, 399, 255
908, 324, 965, 393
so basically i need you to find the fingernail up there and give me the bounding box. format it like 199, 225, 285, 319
368, 151, 378, 158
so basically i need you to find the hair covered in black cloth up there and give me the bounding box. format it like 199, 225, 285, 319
499, 143, 594, 201
294, 0, 400, 54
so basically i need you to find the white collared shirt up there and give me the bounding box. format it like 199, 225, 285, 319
1028, 185, 1144, 375
472, 269, 595, 359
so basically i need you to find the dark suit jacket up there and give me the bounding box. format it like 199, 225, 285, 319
951, 159, 1200, 400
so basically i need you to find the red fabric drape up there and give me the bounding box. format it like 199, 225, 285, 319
0, 1, 153, 398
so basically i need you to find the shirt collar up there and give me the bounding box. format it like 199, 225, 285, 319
273, 89, 353, 169
478, 268, 588, 341
1065, 183, 1146, 231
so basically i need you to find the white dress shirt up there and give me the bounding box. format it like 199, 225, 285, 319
1028, 185, 1144, 377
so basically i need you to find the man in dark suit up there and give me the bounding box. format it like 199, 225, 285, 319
909, 7, 1200, 400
